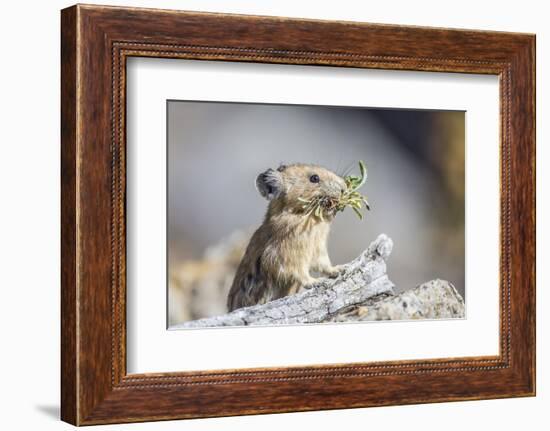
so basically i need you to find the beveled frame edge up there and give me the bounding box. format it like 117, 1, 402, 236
61, 4, 535, 425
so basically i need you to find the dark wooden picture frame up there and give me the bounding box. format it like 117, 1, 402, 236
61, 4, 535, 425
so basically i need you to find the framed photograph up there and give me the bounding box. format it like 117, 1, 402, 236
61, 4, 535, 425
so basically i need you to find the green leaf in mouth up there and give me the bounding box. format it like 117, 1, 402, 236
298, 161, 371, 221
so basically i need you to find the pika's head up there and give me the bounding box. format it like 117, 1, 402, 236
255, 163, 347, 215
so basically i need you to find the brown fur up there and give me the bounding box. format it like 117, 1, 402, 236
227, 164, 347, 311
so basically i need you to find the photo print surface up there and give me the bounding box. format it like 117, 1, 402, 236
167, 101, 465, 328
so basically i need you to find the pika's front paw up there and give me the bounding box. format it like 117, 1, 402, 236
324, 265, 345, 278
298, 275, 320, 289
296, 278, 320, 294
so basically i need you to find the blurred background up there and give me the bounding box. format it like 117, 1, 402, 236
168, 101, 465, 326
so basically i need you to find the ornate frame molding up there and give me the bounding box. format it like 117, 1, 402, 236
61, 5, 535, 425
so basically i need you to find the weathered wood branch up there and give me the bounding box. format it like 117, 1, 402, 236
174, 234, 393, 328
171, 234, 465, 329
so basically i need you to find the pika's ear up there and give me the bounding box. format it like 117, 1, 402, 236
255, 168, 283, 200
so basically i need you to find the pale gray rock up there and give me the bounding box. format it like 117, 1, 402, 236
329, 279, 464, 322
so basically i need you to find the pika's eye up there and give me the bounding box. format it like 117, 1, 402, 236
309, 174, 320, 183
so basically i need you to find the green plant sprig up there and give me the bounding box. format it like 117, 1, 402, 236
337, 160, 370, 220
298, 161, 370, 221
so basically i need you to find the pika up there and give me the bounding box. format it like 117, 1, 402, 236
227, 163, 347, 312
